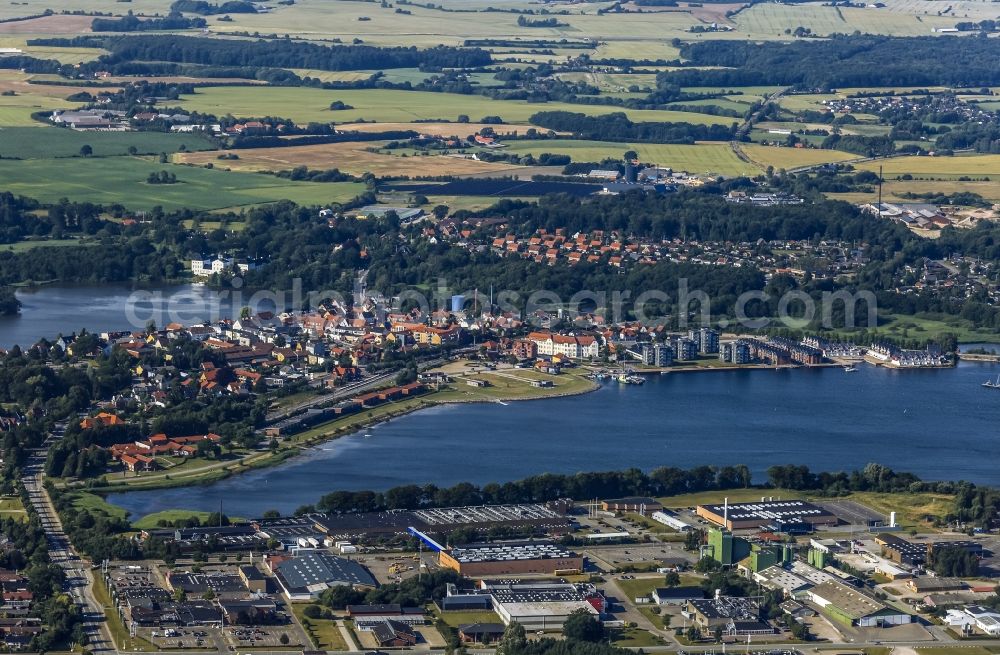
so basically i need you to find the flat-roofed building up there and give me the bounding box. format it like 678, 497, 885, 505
439, 541, 583, 577
808, 580, 912, 627
753, 566, 813, 597
268, 551, 376, 600
489, 583, 599, 631
697, 500, 838, 531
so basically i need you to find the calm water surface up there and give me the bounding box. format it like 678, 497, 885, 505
0, 284, 270, 349
107, 360, 1000, 518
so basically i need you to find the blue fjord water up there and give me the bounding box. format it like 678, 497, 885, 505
106, 360, 1000, 518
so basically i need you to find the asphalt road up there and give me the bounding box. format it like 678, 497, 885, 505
23, 446, 115, 654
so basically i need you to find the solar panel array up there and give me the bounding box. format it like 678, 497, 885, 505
449, 541, 572, 563
707, 500, 832, 523
414, 504, 561, 526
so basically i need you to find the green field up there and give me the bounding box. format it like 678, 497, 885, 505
500, 140, 757, 176
2, 238, 98, 253
71, 491, 129, 521
857, 153, 1000, 179
291, 604, 348, 651
434, 610, 503, 628
0, 127, 214, 159
733, 3, 959, 38
132, 509, 244, 530
177, 86, 733, 127
0, 497, 27, 522
0, 157, 364, 211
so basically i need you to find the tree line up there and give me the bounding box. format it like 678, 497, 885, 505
529, 110, 736, 143
661, 35, 1000, 89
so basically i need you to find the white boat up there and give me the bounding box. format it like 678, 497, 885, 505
983, 375, 1000, 388
844, 365, 857, 372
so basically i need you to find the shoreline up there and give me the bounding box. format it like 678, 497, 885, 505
82, 356, 974, 507
83, 375, 601, 499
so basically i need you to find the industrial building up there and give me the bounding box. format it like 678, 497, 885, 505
753, 566, 813, 597
601, 497, 663, 513
488, 582, 601, 631
266, 551, 377, 600
685, 596, 774, 636
808, 581, 912, 627
310, 502, 572, 541
438, 540, 584, 577
650, 510, 690, 531
876, 533, 983, 567
652, 587, 703, 605
697, 500, 838, 531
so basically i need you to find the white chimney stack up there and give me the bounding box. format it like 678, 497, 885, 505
889, 511, 897, 528
724, 497, 729, 525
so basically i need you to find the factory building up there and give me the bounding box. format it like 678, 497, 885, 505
439, 541, 583, 577
266, 551, 377, 600
697, 499, 838, 531
876, 533, 983, 567
650, 510, 690, 531
808, 581, 912, 627
487, 582, 601, 631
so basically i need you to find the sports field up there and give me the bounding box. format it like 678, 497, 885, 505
0, 127, 213, 159
177, 86, 733, 126
857, 154, 1000, 179
179, 141, 521, 177
0, 157, 364, 211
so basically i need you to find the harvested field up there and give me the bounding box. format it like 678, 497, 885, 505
0, 14, 93, 34
337, 122, 547, 137
179, 141, 521, 177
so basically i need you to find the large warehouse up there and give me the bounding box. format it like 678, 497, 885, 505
696, 500, 838, 531
439, 540, 584, 577
266, 551, 377, 600
488, 582, 600, 631
808, 581, 912, 627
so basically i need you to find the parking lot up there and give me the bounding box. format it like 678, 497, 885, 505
227, 625, 302, 648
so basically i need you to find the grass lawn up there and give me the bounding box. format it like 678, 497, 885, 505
615, 577, 668, 602
431, 368, 597, 403
879, 312, 1000, 344
291, 604, 348, 651
2, 238, 97, 253
0, 127, 214, 159
132, 510, 247, 530
71, 491, 130, 521
612, 627, 666, 647
177, 86, 733, 127
0, 496, 27, 522
435, 610, 502, 628
657, 486, 954, 530
0, 157, 364, 212
92, 575, 158, 652
500, 140, 753, 176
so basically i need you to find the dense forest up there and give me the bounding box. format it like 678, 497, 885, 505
90, 11, 206, 32
663, 35, 1000, 89
529, 111, 736, 143
96, 35, 492, 72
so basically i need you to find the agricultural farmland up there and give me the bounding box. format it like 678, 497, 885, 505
856, 154, 1000, 180
178, 141, 522, 178
177, 86, 734, 126
499, 140, 856, 175
0, 127, 213, 159
0, 157, 363, 212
